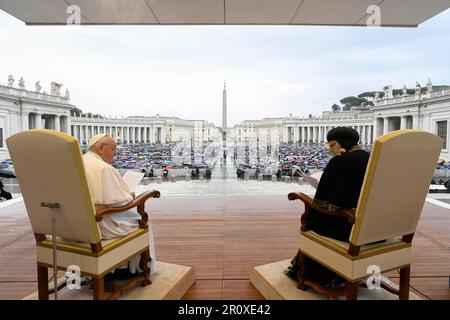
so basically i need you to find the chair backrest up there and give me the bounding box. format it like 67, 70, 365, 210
6, 129, 101, 243
350, 130, 442, 246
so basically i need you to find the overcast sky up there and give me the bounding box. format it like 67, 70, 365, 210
1, 8, 449, 126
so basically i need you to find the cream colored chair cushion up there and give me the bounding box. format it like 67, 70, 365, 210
300, 230, 411, 281
37, 228, 149, 277
6, 129, 101, 243
350, 130, 443, 246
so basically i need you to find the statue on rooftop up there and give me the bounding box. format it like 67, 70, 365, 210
427, 78, 433, 93
384, 85, 393, 99
65, 88, 70, 99
51, 81, 63, 96
402, 85, 407, 96
415, 81, 421, 95
35, 81, 41, 93
18, 77, 25, 90
7, 75, 14, 87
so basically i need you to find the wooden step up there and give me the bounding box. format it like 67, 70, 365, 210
22, 261, 195, 300
249, 259, 424, 300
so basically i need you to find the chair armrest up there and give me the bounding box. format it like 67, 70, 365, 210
288, 192, 356, 225
95, 190, 160, 229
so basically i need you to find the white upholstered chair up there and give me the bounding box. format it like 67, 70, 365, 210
6, 129, 160, 300
288, 130, 443, 300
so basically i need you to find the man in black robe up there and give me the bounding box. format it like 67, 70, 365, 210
285, 127, 370, 286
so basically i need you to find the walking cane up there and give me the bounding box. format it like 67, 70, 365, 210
41, 202, 60, 300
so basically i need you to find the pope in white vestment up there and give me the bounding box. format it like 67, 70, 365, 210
83, 134, 157, 275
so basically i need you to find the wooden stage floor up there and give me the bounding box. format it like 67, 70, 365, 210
0, 194, 448, 300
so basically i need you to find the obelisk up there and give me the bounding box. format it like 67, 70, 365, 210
222, 80, 227, 150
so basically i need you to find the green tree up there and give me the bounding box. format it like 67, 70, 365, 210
358, 92, 377, 98
331, 104, 341, 112
340, 96, 358, 110
70, 107, 83, 117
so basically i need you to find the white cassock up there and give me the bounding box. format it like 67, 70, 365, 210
83, 151, 157, 274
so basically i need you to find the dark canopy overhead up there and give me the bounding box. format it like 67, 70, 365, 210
0, 0, 449, 27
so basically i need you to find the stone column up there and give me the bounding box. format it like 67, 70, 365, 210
162, 127, 166, 144
62, 116, 70, 134
412, 115, 419, 129
362, 126, 366, 144
400, 116, 407, 130
54, 115, 61, 132
383, 117, 389, 135
35, 113, 42, 129
22, 112, 29, 131
373, 119, 379, 139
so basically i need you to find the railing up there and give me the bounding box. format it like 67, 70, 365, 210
0, 84, 70, 104
374, 89, 450, 107
283, 117, 373, 123
71, 116, 167, 125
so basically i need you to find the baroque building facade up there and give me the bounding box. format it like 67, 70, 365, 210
0, 78, 219, 159
233, 81, 450, 161
1, 77, 450, 161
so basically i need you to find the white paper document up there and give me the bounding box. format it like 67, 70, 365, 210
301, 171, 323, 189
122, 171, 145, 192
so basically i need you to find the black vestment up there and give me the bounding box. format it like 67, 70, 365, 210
286, 149, 370, 285
309, 149, 370, 242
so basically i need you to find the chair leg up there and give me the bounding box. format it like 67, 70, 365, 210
297, 250, 309, 290
140, 250, 152, 286
92, 277, 105, 300
37, 265, 49, 300
399, 266, 410, 300
346, 281, 358, 300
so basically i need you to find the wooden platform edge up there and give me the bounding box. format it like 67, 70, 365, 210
165, 265, 196, 300
249, 266, 284, 300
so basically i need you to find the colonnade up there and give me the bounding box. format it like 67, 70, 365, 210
284, 124, 374, 144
